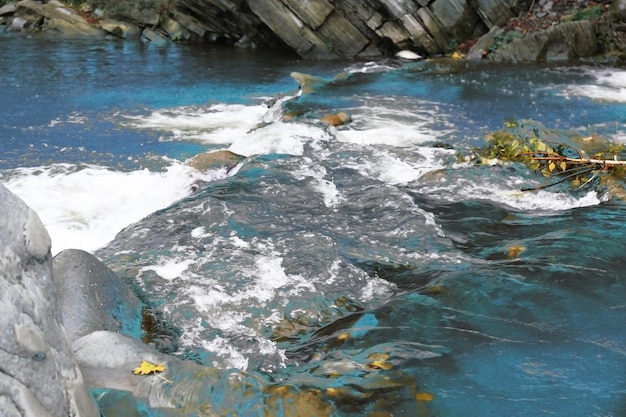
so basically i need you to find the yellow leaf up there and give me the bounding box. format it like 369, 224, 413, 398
506, 245, 526, 259
415, 392, 434, 401
367, 361, 393, 370
548, 161, 556, 173
133, 361, 166, 376
560, 161, 567, 171
337, 332, 350, 341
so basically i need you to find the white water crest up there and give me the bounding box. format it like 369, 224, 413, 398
562, 67, 626, 103
118, 103, 271, 144
4, 162, 221, 255
337, 98, 457, 147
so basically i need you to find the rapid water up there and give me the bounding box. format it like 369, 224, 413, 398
2, 34, 626, 416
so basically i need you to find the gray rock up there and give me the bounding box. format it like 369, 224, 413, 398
53, 249, 143, 342
248, 0, 334, 59
74, 330, 261, 415
0, 3, 16, 17
0, 184, 99, 417
488, 20, 599, 63
141, 27, 170, 46
160, 13, 190, 41
100, 17, 141, 39
612, 0, 626, 20
16, 0, 106, 37
467, 25, 504, 60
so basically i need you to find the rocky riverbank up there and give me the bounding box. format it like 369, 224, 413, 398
1, 0, 625, 62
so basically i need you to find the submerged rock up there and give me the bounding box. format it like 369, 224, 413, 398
0, 184, 99, 417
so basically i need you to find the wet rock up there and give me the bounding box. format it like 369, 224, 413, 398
0, 184, 99, 417
320, 112, 351, 127
53, 249, 143, 342
186, 150, 246, 172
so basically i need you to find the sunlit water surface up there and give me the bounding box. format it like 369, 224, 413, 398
1, 35, 626, 416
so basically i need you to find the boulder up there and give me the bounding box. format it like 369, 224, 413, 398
187, 150, 246, 172
612, 0, 626, 21
141, 27, 170, 46
320, 112, 351, 127
73, 330, 265, 416
99, 17, 141, 39
0, 184, 99, 417
160, 13, 191, 41
466, 25, 504, 60
15, 0, 105, 37
0, 2, 16, 17
53, 249, 143, 342
488, 20, 599, 63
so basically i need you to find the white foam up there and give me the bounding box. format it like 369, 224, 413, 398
141, 258, 195, 281
293, 163, 342, 207
181, 252, 318, 369
562, 68, 626, 103
119, 103, 269, 144
420, 174, 602, 212
4, 162, 202, 255
336, 103, 455, 147
229, 121, 332, 157
345, 148, 452, 186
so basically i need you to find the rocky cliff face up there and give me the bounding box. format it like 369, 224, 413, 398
1, 0, 515, 59
1, 0, 623, 62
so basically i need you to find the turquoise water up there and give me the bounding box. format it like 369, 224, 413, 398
2, 35, 626, 416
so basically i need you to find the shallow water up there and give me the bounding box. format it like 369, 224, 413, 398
2, 35, 626, 416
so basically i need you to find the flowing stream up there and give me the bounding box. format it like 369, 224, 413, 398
1, 34, 626, 416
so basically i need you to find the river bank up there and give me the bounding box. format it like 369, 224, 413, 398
1, 0, 626, 63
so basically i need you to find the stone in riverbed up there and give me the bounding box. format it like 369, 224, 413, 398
0, 183, 99, 417
53, 248, 143, 342
187, 150, 246, 172
320, 112, 351, 127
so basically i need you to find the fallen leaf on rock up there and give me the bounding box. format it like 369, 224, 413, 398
133, 360, 166, 375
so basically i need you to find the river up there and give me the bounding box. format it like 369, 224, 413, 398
1, 34, 625, 416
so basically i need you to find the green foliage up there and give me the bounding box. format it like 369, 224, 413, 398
489, 30, 524, 53
474, 119, 626, 192
561, 5, 603, 22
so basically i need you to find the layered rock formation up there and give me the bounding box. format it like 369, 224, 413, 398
3, 0, 623, 62
1, 0, 516, 58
